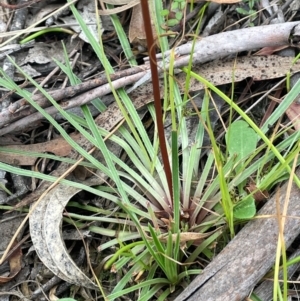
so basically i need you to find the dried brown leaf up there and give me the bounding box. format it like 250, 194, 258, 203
245, 183, 269, 203
254, 46, 288, 56
0, 135, 77, 166
132, 56, 300, 97
0, 242, 22, 283
157, 229, 222, 243
129, 3, 157, 47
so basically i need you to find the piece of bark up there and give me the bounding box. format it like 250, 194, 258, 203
175, 168, 300, 301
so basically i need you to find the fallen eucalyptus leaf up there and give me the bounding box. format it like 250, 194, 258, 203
29, 179, 98, 289
29, 183, 77, 285
30, 179, 99, 289
0, 136, 74, 166
29, 138, 121, 288
43, 184, 98, 289
129, 3, 156, 47
0, 242, 22, 283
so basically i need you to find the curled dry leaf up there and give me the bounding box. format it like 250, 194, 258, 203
43, 184, 99, 289
245, 183, 269, 203
29, 184, 76, 285
29, 178, 100, 289
132, 52, 300, 92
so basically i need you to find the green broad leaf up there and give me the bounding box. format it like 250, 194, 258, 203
233, 196, 256, 219
171, 2, 179, 10
178, 1, 186, 10
160, 9, 169, 17
166, 19, 180, 27
225, 120, 257, 162
175, 12, 183, 21
58, 299, 77, 301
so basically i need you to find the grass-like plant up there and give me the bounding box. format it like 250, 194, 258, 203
1, 0, 300, 300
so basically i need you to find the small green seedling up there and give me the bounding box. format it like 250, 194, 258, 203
160, 0, 186, 27
236, 0, 260, 26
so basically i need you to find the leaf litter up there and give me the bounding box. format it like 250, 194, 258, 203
0, 0, 300, 300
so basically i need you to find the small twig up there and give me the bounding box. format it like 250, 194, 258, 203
0, 64, 149, 127
0, 70, 149, 135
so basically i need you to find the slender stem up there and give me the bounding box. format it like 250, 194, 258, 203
139, 0, 173, 205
